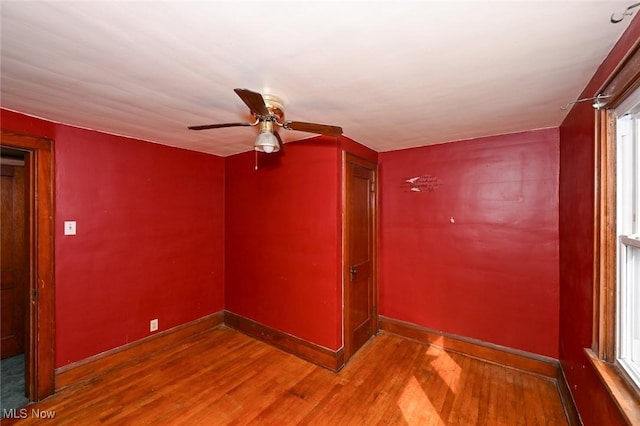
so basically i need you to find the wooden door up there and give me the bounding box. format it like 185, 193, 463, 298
1, 163, 27, 359
344, 153, 377, 361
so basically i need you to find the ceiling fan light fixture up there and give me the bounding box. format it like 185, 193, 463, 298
254, 120, 280, 153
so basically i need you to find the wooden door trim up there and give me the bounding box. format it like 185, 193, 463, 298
1, 130, 55, 401
342, 152, 378, 362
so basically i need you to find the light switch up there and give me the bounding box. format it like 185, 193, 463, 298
64, 221, 76, 236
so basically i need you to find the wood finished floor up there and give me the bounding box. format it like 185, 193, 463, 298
1, 327, 568, 425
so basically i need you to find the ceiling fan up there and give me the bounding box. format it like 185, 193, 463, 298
188, 88, 343, 153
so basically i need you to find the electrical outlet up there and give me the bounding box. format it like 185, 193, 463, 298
150, 319, 158, 332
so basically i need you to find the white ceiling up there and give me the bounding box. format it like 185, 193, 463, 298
0, 1, 635, 157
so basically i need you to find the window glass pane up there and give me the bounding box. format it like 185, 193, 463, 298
617, 114, 634, 235
631, 246, 640, 365
636, 116, 640, 236
619, 245, 640, 385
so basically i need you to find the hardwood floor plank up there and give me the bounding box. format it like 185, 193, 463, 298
1, 327, 570, 425
478, 365, 495, 423
413, 345, 454, 425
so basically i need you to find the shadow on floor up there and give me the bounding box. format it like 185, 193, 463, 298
1, 354, 29, 417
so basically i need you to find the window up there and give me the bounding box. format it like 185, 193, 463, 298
590, 41, 640, 424
616, 89, 640, 391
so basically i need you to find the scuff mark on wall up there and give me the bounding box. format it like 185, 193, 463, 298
402, 175, 443, 192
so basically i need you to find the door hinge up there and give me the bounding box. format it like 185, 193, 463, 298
370, 181, 376, 192
32, 288, 38, 301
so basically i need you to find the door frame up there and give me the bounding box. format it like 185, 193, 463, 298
1, 130, 55, 401
342, 152, 378, 362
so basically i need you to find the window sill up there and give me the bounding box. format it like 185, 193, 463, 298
585, 348, 640, 424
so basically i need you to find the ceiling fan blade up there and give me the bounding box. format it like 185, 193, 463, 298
188, 122, 253, 131
234, 88, 270, 118
283, 121, 343, 137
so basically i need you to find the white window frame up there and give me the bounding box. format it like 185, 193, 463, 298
615, 87, 640, 392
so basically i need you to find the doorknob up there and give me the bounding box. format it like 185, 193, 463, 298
349, 266, 357, 281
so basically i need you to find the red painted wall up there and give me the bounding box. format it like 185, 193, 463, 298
558, 16, 640, 426
225, 137, 342, 349
2, 110, 226, 367
225, 136, 376, 350
379, 129, 560, 357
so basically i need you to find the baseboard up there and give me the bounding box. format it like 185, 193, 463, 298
55, 311, 224, 390
379, 315, 559, 378
224, 311, 344, 372
557, 362, 583, 425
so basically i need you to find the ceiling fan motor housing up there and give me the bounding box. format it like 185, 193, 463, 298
260, 94, 285, 123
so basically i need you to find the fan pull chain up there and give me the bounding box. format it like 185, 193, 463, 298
255, 149, 258, 170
